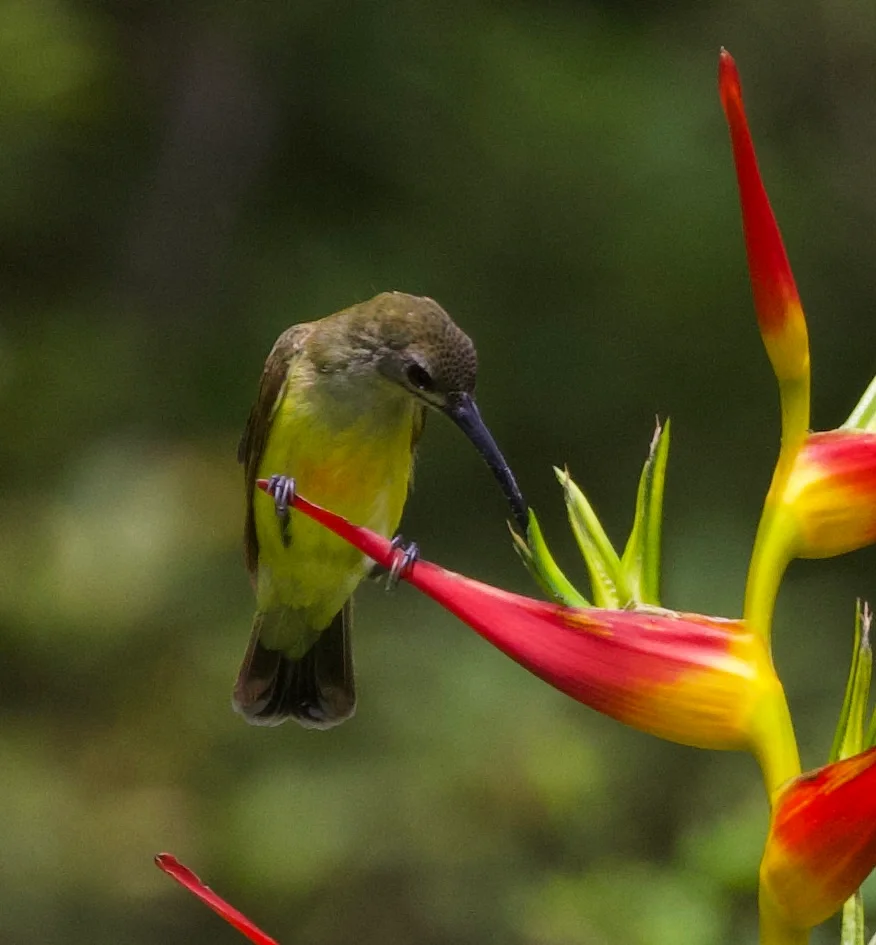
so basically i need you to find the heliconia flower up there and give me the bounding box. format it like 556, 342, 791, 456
719, 49, 810, 392
155, 854, 280, 945
263, 483, 790, 763
759, 747, 876, 930
782, 430, 876, 558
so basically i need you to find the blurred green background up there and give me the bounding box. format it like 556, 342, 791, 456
3, 1, 876, 943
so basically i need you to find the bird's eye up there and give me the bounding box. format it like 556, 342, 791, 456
405, 363, 434, 392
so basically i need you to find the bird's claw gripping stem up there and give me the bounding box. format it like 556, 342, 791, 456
266, 474, 296, 547
386, 535, 419, 590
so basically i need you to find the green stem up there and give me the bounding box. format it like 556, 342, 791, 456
744, 374, 808, 644
778, 376, 810, 462
750, 377, 809, 945
743, 502, 798, 646
751, 683, 801, 799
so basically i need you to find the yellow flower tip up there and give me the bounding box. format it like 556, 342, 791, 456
782, 430, 876, 558
760, 748, 876, 930
518, 606, 779, 755
631, 613, 782, 754
718, 48, 810, 385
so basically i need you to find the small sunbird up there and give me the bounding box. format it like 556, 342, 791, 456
235, 291, 528, 728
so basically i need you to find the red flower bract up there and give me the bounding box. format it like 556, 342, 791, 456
761, 747, 876, 929
719, 48, 810, 386
784, 430, 876, 558
267, 485, 780, 753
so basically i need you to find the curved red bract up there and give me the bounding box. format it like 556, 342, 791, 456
762, 748, 876, 928
266, 484, 771, 753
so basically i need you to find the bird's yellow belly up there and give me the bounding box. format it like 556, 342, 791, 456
254, 399, 415, 630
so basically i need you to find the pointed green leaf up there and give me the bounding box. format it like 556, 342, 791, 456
555, 467, 627, 608
620, 418, 670, 606
510, 510, 590, 607
841, 891, 865, 945
843, 376, 876, 432
833, 601, 872, 762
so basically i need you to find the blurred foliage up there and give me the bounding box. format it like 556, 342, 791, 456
2, 2, 876, 944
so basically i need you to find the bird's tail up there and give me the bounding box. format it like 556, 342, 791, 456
232, 602, 355, 728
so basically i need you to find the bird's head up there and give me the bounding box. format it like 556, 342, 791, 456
357, 291, 478, 407
338, 291, 529, 532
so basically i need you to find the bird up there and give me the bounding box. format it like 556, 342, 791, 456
235, 290, 528, 729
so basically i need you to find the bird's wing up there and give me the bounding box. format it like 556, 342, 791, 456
239, 324, 311, 579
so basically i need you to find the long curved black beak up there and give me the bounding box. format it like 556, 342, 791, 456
443, 392, 529, 534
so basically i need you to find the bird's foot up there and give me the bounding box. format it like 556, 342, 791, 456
265, 474, 296, 547
386, 535, 419, 590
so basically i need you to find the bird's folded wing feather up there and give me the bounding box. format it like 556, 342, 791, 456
239, 324, 311, 578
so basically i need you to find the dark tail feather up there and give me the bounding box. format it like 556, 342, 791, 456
232, 603, 356, 729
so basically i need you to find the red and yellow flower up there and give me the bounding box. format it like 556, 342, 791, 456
267, 485, 795, 783
719, 49, 810, 394
722, 52, 876, 664
760, 748, 876, 930
781, 430, 876, 559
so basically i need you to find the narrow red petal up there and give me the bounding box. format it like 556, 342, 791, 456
719, 49, 801, 337
155, 853, 280, 945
